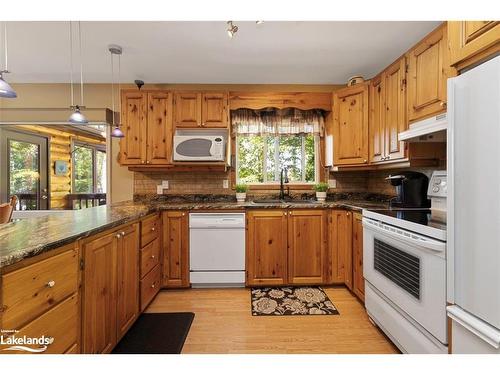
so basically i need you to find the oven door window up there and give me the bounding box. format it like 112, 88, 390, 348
374, 238, 421, 300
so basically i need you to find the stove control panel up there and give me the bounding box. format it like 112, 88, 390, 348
428, 171, 447, 198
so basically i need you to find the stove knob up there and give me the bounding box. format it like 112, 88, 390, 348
434, 179, 441, 185
432, 186, 440, 193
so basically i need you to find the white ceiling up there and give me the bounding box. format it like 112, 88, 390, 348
3, 21, 440, 84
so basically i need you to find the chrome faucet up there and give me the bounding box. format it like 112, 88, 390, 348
279, 168, 289, 200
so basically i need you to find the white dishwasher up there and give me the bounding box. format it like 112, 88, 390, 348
189, 213, 246, 287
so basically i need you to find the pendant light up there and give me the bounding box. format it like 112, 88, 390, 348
68, 21, 88, 124
108, 44, 124, 138
0, 22, 17, 98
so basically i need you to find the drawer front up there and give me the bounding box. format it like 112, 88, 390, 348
1, 248, 78, 329
1, 294, 79, 354
141, 237, 161, 278
140, 264, 161, 310
141, 215, 160, 247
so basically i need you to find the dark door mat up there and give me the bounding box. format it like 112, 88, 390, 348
112, 312, 195, 354
251, 286, 339, 316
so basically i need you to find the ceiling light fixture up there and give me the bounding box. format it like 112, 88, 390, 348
108, 44, 124, 138
256, 21, 264, 25
227, 21, 238, 38
0, 22, 17, 98
68, 21, 88, 124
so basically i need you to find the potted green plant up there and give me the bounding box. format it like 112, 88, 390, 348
235, 184, 249, 203
313, 182, 329, 202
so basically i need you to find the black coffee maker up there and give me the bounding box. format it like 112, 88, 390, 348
386, 171, 430, 208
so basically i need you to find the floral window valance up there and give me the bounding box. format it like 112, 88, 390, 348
231, 108, 325, 136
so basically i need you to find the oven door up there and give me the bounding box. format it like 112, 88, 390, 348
363, 217, 447, 343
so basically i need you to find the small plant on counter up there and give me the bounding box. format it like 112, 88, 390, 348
313, 182, 329, 202
235, 184, 248, 203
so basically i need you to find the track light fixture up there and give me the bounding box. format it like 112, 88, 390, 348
227, 21, 238, 38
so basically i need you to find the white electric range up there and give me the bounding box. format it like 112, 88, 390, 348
362, 171, 448, 354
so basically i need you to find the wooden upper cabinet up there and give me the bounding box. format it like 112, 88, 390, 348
329, 210, 353, 286
287, 210, 327, 285
448, 21, 500, 69
369, 75, 385, 163
174, 92, 202, 127
333, 83, 369, 166
147, 92, 173, 165
407, 24, 453, 122
162, 211, 189, 288
352, 212, 365, 302
246, 210, 288, 286
120, 91, 147, 165
384, 57, 407, 161
174, 91, 228, 128
81, 232, 118, 354
116, 223, 140, 341
201, 92, 228, 128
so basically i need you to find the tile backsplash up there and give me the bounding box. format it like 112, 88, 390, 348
134, 167, 440, 197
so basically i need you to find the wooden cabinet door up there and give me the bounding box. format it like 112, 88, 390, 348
329, 210, 353, 287
448, 21, 500, 68
246, 210, 288, 286
352, 213, 365, 302
147, 92, 173, 165
201, 92, 228, 128
116, 223, 139, 341
162, 211, 189, 288
333, 83, 369, 165
120, 91, 147, 165
174, 92, 202, 127
82, 232, 117, 354
369, 75, 385, 163
384, 57, 407, 161
287, 210, 327, 285
407, 24, 451, 122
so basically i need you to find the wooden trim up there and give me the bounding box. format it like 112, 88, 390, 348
229, 91, 333, 111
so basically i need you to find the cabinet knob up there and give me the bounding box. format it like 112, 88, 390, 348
146, 160, 151, 164
284, 212, 287, 216
363, 159, 367, 163
116, 233, 121, 239
151, 255, 155, 259
440, 101, 446, 107
141, 160, 145, 164
121, 231, 125, 236
46, 280, 56, 288
202, 123, 206, 126
182, 213, 185, 216
151, 283, 156, 289
151, 227, 156, 232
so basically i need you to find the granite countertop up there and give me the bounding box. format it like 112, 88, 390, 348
0, 197, 389, 270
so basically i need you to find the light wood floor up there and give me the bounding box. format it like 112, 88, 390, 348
146, 286, 399, 354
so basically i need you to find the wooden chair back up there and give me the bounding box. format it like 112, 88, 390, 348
0, 196, 18, 224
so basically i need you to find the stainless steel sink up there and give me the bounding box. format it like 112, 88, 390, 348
251, 199, 283, 204
251, 199, 318, 205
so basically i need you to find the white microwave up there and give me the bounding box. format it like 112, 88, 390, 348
173, 134, 225, 161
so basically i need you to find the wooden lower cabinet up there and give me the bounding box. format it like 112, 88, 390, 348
81, 231, 117, 354
162, 211, 189, 288
287, 210, 328, 285
116, 223, 140, 341
81, 223, 139, 354
246, 209, 328, 286
246, 210, 288, 286
352, 213, 365, 302
329, 210, 353, 287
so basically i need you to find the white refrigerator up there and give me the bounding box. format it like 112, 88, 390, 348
447, 55, 500, 353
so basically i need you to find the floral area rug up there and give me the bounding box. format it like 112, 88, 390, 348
251, 286, 339, 316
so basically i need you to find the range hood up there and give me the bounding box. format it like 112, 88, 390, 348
399, 113, 447, 142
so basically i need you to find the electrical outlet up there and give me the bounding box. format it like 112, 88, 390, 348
223, 179, 229, 189
328, 179, 337, 189
156, 185, 164, 195
161, 180, 169, 189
